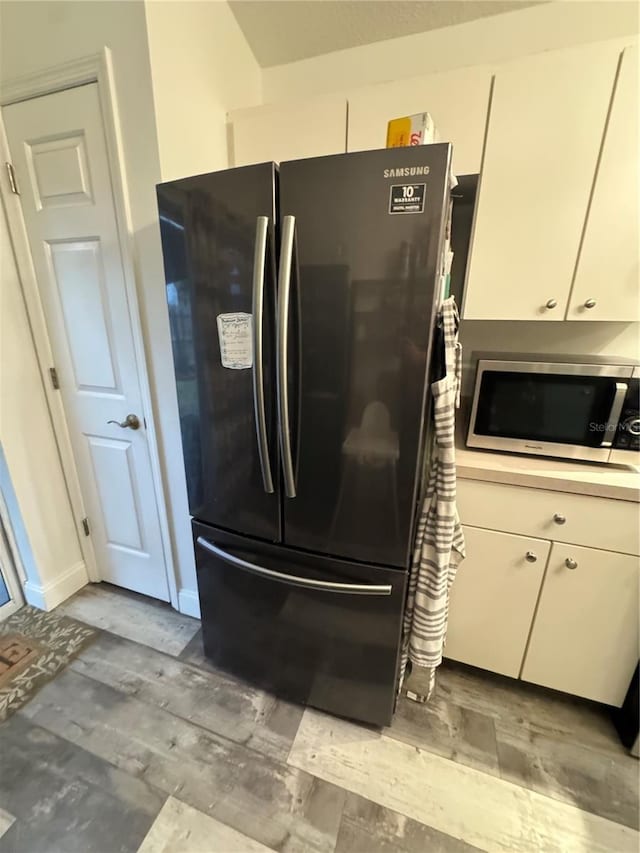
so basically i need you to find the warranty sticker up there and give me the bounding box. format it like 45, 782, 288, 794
388, 183, 426, 214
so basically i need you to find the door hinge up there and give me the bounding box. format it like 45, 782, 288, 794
49, 367, 60, 390
5, 162, 19, 195
82, 517, 90, 537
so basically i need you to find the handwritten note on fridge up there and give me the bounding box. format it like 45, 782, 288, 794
216, 312, 253, 369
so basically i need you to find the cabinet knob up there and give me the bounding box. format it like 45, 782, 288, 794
553, 513, 566, 525
565, 557, 578, 570
545, 299, 558, 309
584, 298, 597, 309
525, 551, 538, 563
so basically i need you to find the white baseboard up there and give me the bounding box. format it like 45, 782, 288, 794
178, 587, 201, 619
23, 561, 88, 611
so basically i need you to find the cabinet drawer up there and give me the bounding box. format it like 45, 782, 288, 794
445, 526, 548, 677
457, 479, 640, 556
521, 543, 639, 706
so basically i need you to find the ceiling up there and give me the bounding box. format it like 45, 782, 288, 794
229, 1, 544, 68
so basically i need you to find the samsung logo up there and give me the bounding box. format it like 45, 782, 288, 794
383, 166, 430, 178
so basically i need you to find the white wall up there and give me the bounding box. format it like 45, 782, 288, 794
145, 0, 261, 181
0, 0, 198, 613
263, 1, 640, 101
0, 195, 86, 608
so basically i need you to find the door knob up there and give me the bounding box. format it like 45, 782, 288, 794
565, 557, 578, 570
525, 551, 538, 563
107, 414, 140, 430
584, 298, 597, 309
545, 299, 557, 309
553, 513, 566, 525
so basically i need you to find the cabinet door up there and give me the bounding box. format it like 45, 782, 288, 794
230, 94, 347, 166
445, 526, 549, 677
463, 42, 620, 321
347, 66, 492, 176
522, 543, 639, 706
567, 46, 639, 321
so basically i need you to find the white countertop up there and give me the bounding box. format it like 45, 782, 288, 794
455, 425, 640, 503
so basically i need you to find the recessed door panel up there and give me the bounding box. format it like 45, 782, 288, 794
25, 132, 93, 209
87, 436, 145, 553
46, 239, 119, 392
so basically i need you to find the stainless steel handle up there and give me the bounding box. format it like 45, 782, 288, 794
601, 382, 628, 448
565, 557, 578, 570
545, 299, 557, 309
251, 216, 274, 494
277, 215, 296, 498
584, 298, 597, 309
107, 413, 140, 430
196, 536, 392, 595
553, 513, 566, 525
525, 551, 537, 563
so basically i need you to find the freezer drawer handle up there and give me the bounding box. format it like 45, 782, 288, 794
251, 216, 274, 493
196, 536, 393, 596
277, 215, 297, 498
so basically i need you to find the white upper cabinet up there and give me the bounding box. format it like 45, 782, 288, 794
567, 46, 639, 322
229, 94, 347, 166
347, 66, 492, 176
463, 42, 621, 321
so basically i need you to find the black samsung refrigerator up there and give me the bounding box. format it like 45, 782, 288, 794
157, 145, 452, 726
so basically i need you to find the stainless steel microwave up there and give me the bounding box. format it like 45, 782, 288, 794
467, 354, 640, 465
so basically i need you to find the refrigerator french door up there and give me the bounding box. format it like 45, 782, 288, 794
158, 163, 280, 542
157, 145, 452, 726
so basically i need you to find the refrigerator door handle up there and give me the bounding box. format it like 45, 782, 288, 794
251, 216, 274, 493
196, 536, 393, 596
277, 214, 297, 498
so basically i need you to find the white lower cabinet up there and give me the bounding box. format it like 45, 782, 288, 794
452, 478, 639, 705
521, 543, 639, 706
445, 526, 549, 678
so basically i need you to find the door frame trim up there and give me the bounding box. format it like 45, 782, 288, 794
0, 49, 179, 609
0, 489, 26, 620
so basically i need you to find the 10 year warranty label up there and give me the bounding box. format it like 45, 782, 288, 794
388, 183, 426, 214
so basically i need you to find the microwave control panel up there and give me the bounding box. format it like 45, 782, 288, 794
614, 379, 640, 451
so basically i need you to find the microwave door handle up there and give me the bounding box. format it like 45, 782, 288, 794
601, 382, 628, 448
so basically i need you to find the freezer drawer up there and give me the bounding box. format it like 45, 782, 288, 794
193, 521, 407, 727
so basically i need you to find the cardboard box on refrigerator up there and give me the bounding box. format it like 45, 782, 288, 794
386, 113, 436, 148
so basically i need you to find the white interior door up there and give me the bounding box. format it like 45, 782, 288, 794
3, 83, 170, 601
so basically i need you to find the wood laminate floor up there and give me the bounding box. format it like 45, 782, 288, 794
0, 583, 636, 852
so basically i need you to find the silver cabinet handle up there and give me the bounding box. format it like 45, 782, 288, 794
277, 215, 296, 499
584, 298, 597, 309
251, 216, 274, 494
107, 413, 140, 430
545, 299, 557, 309
525, 551, 537, 563
553, 513, 566, 525
196, 536, 392, 595
601, 382, 628, 449
565, 557, 578, 570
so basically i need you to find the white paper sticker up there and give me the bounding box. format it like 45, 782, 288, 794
216, 312, 253, 369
